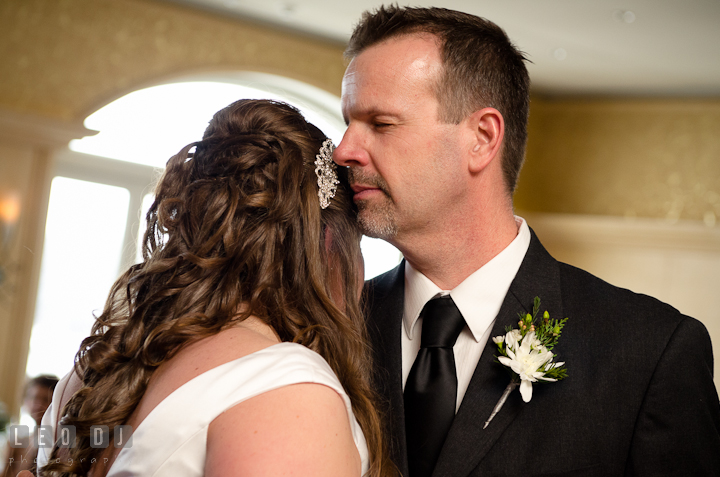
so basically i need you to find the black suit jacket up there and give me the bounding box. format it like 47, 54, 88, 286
364, 230, 720, 476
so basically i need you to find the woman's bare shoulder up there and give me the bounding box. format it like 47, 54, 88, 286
129, 317, 280, 432
205, 382, 361, 477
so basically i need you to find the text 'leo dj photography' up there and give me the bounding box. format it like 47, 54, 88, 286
6, 425, 132, 449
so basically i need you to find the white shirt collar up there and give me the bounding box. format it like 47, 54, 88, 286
403, 217, 531, 342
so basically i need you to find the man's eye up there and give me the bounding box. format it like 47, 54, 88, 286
374, 122, 391, 129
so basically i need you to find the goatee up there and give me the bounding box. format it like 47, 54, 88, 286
347, 168, 398, 239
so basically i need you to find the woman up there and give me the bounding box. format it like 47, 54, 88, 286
37, 100, 392, 476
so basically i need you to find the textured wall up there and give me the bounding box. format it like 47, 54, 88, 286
0, 141, 53, 416
516, 97, 720, 223
0, 0, 346, 122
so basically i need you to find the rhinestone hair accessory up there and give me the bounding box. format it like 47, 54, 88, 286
314, 139, 339, 209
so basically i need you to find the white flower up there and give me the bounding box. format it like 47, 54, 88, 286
484, 299, 568, 430
504, 329, 522, 351
526, 332, 543, 349
497, 331, 556, 403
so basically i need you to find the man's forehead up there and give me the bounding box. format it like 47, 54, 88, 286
341, 35, 442, 107
348, 35, 440, 76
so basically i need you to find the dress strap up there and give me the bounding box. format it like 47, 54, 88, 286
108, 342, 368, 476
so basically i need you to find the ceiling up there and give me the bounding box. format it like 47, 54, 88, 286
161, 0, 720, 97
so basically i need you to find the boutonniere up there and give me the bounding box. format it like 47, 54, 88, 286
483, 296, 568, 429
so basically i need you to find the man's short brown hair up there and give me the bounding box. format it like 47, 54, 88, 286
346, 5, 530, 194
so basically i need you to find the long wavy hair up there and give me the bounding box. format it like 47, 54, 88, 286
42, 99, 393, 476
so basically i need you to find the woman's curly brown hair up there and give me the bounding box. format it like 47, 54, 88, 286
41, 99, 393, 476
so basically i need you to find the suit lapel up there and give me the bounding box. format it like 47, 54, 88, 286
433, 230, 563, 477
364, 263, 409, 476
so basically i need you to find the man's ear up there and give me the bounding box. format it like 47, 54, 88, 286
465, 107, 504, 174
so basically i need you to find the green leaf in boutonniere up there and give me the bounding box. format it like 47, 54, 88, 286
483, 297, 568, 429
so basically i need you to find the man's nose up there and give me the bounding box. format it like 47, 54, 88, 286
334, 125, 369, 168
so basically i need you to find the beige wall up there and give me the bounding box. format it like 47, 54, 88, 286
0, 122, 59, 416
1, 0, 718, 412
0, 144, 42, 417
0, 0, 346, 122
516, 97, 720, 223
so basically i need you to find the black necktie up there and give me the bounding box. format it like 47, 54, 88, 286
404, 295, 466, 477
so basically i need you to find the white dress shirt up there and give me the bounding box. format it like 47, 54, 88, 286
402, 217, 531, 411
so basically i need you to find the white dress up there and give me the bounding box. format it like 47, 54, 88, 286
39, 343, 369, 476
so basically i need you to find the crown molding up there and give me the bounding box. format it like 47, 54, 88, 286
0, 109, 98, 149
522, 211, 720, 253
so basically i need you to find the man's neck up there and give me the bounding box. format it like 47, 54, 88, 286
398, 212, 520, 290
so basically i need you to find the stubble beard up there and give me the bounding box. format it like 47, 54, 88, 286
348, 168, 399, 240
357, 198, 398, 240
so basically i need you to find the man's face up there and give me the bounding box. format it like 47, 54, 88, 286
24, 384, 53, 424
334, 35, 467, 245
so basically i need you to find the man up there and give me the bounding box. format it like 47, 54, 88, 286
334, 6, 720, 476
2, 375, 58, 476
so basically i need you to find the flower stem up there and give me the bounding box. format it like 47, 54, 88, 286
483, 381, 519, 429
